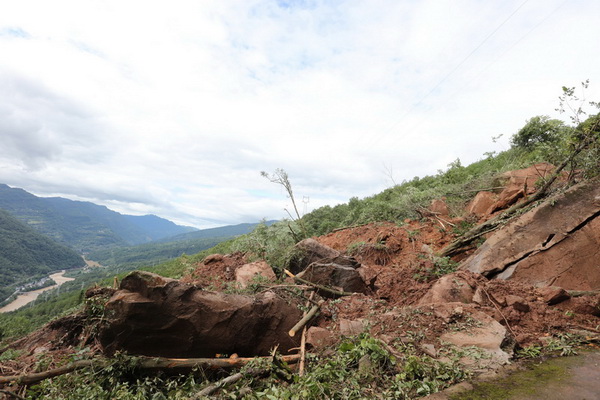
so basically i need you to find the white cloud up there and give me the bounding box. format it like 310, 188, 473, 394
1, 0, 599, 228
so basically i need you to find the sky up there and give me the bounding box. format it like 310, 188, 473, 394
1, 0, 599, 229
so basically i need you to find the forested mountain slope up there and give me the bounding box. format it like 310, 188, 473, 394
0, 184, 196, 252
0, 209, 85, 301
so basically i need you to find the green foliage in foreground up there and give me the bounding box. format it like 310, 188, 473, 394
27, 334, 469, 400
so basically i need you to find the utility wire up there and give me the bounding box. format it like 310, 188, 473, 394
355, 0, 533, 152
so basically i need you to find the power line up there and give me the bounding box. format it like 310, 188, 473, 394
355, 0, 534, 152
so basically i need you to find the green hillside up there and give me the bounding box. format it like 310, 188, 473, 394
156, 221, 277, 242
87, 221, 275, 267
0, 209, 85, 302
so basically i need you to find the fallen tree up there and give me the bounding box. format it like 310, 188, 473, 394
0, 354, 301, 386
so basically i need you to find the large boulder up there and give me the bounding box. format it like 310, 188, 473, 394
461, 178, 600, 290
296, 263, 370, 296
418, 271, 480, 305
488, 163, 554, 213
235, 261, 276, 288
288, 238, 360, 274
439, 305, 511, 366
99, 271, 303, 358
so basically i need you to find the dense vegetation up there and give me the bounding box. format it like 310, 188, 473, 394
0, 209, 85, 302
0, 185, 195, 252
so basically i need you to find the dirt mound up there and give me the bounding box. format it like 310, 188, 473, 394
181, 252, 248, 290
100, 271, 303, 358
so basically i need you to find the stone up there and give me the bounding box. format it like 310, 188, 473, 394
288, 238, 360, 275
440, 309, 510, 365
505, 295, 530, 312
235, 261, 276, 288
538, 286, 571, 305
468, 191, 497, 217
99, 271, 303, 358
339, 319, 365, 336
297, 262, 369, 296
306, 327, 335, 348
430, 198, 450, 216
489, 163, 555, 213
418, 272, 477, 305
421, 343, 437, 357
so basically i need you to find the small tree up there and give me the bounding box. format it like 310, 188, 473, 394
510, 115, 567, 150
261, 168, 309, 239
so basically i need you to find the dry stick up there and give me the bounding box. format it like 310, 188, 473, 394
0, 359, 96, 385
567, 290, 600, 298
193, 368, 265, 398
481, 287, 519, 344
0, 389, 27, 400
0, 355, 301, 386
299, 292, 316, 376
567, 324, 600, 334
284, 269, 353, 297
289, 300, 324, 337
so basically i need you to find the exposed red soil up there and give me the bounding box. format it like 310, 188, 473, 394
180, 251, 248, 290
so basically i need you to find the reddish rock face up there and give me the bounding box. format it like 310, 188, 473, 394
99, 271, 303, 358
461, 178, 600, 290
468, 191, 496, 217
429, 198, 450, 216
417, 271, 479, 305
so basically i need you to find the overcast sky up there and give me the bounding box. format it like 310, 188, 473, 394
1, 0, 599, 229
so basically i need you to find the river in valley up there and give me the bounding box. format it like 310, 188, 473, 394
0, 271, 75, 313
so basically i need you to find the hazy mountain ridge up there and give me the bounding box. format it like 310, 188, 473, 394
0, 184, 197, 253
155, 221, 277, 243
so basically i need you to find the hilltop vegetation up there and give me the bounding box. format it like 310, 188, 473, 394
0, 209, 85, 302
0, 185, 196, 252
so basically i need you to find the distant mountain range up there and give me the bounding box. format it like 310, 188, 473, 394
0, 184, 196, 253
155, 221, 277, 243
0, 209, 85, 302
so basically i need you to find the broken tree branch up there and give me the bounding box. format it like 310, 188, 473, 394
289, 300, 324, 337
193, 368, 266, 398
0, 389, 27, 400
0, 355, 301, 386
299, 292, 315, 376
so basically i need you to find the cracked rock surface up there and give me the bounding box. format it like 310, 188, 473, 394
460, 178, 600, 289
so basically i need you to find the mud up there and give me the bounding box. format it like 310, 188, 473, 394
436, 350, 600, 400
